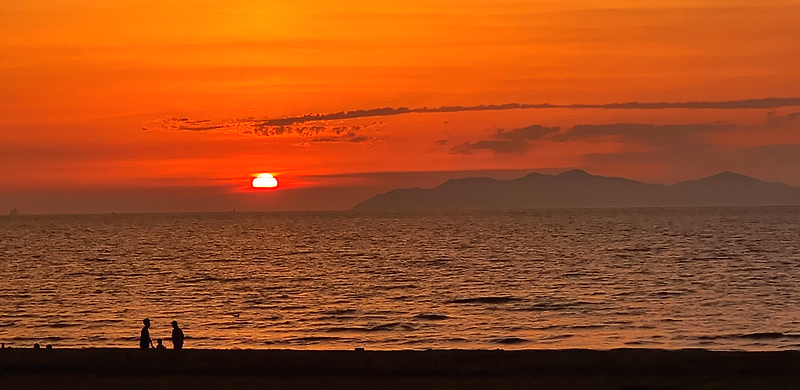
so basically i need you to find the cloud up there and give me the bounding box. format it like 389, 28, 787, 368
455, 111, 800, 155
148, 97, 800, 136
554, 110, 800, 147
254, 98, 800, 126
495, 125, 559, 141
179, 125, 226, 131
571, 97, 800, 110
765, 111, 800, 127
309, 131, 371, 143
550, 123, 732, 145
260, 107, 414, 126
451, 140, 525, 154
580, 142, 800, 187
146, 117, 385, 144
157, 117, 227, 131
451, 125, 558, 154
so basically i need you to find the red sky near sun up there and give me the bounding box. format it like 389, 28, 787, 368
2, 0, 800, 213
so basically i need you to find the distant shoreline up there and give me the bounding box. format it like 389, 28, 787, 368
3, 348, 800, 389
354, 170, 800, 211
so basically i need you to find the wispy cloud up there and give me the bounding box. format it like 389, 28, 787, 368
307, 132, 371, 144
147, 97, 800, 138
255, 98, 800, 126
454, 111, 800, 156
147, 117, 385, 143
451, 125, 558, 154
570, 98, 800, 110
549, 123, 733, 145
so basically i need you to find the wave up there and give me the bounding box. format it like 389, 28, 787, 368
524, 303, 583, 312
698, 332, 800, 340
280, 305, 309, 311
31, 322, 80, 328
179, 276, 250, 283
83, 257, 113, 262
652, 291, 688, 297
532, 324, 605, 331
326, 322, 415, 333
541, 334, 575, 340
449, 297, 522, 304
625, 340, 664, 346
10, 336, 65, 342
0, 294, 31, 299
321, 309, 358, 316
413, 314, 449, 321
283, 336, 354, 343
494, 337, 528, 344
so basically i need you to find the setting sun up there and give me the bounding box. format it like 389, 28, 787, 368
252, 173, 278, 189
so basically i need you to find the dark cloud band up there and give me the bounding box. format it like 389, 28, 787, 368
259, 97, 800, 127
451, 111, 800, 155
148, 97, 800, 141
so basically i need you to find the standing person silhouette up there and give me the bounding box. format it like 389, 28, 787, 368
140, 318, 154, 349
171, 320, 185, 350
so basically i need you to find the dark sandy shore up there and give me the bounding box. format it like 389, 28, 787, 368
2, 348, 800, 389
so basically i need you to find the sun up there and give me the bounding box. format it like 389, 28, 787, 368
252, 173, 279, 188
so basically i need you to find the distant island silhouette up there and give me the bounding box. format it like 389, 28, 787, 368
353, 170, 800, 211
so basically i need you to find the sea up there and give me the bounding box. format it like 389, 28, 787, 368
2, 207, 799, 351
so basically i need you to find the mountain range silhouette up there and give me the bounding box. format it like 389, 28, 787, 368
353, 170, 800, 211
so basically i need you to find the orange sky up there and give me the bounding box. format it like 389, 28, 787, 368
2, 0, 800, 213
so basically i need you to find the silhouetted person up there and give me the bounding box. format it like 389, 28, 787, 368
171, 320, 185, 350
140, 318, 154, 349
156, 339, 166, 350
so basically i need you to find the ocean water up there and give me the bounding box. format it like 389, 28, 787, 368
1, 207, 799, 351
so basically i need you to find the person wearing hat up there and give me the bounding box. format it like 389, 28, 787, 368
140, 318, 154, 349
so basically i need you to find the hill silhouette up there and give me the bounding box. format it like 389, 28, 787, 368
352, 170, 800, 211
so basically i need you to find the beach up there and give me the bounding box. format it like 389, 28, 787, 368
3, 348, 800, 389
